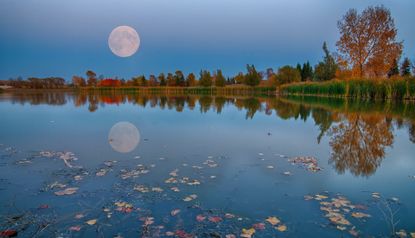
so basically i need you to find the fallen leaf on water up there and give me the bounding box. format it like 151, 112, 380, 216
0, 230, 17, 237
253, 223, 265, 230
314, 194, 328, 200
38, 204, 49, 209
171, 209, 180, 216
241, 228, 255, 238
266, 216, 280, 225
175, 230, 193, 238
208, 216, 222, 223
226, 235, 236, 238
170, 187, 180, 192
54, 187, 78, 196
142, 217, 154, 226
225, 213, 235, 219
351, 212, 371, 219
336, 226, 346, 231
276, 224, 287, 232
196, 214, 206, 222
69, 226, 81, 231
152, 187, 164, 192
283, 171, 292, 176
165, 231, 175, 236
349, 229, 359, 237
267, 165, 274, 169
396, 230, 407, 238
304, 195, 313, 200
183, 194, 197, 202
371, 192, 381, 199
410, 232, 415, 238
74, 214, 84, 219
85, 219, 97, 225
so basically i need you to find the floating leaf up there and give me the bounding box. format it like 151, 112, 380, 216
396, 230, 407, 238
253, 223, 265, 230
183, 194, 197, 202
241, 228, 255, 238
0, 230, 17, 237
85, 219, 97, 225
196, 215, 206, 222
69, 226, 81, 231
208, 216, 222, 223
54, 187, 78, 196
336, 226, 346, 231
314, 194, 328, 200
266, 216, 280, 225
75, 213, 84, 219
171, 209, 180, 216
276, 224, 287, 232
351, 212, 371, 219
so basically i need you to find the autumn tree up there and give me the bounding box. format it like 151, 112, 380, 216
244, 64, 261, 86
158, 73, 166, 86
86, 70, 97, 86
314, 42, 337, 81
336, 6, 403, 78
167, 73, 175, 86
148, 75, 158, 87
199, 70, 212, 87
401, 57, 412, 77
215, 70, 226, 87
186, 73, 197, 87
174, 70, 185, 86
72, 76, 86, 87
277, 65, 301, 84
234, 72, 245, 84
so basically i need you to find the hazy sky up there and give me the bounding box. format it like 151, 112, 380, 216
1, 0, 414, 80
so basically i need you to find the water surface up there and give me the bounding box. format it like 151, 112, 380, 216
0, 92, 414, 237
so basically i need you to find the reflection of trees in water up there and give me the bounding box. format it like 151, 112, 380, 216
312, 108, 337, 144
328, 114, 394, 177
7, 92, 67, 106
408, 122, 415, 143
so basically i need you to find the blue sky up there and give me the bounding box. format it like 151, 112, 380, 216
0, 0, 414, 80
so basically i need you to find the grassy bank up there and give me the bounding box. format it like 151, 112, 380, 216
280, 78, 415, 100
78, 86, 276, 96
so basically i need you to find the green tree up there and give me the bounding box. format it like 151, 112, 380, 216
86, 70, 97, 86
199, 70, 212, 87
302, 61, 313, 81
244, 64, 261, 86
314, 42, 337, 81
387, 58, 400, 78
401, 57, 411, 76
277, 65, 301, 84
234, 72, 245, 84
215, 70, 226, 87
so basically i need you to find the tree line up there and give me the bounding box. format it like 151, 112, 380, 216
1, 5, 414, 90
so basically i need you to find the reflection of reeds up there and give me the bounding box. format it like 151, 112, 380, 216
281, 78, 415, 100
376, 198, 401, 236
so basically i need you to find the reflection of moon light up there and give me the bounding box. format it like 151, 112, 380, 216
108, 121, 140, 153
108, 25, 140, 57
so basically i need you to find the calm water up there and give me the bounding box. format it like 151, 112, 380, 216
0, 92, 414, 237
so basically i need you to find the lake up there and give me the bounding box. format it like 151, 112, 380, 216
0, 91, 414, 237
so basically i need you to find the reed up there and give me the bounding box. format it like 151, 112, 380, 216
281, 78, 415, 100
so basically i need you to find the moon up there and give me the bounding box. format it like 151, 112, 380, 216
108, 121, 140, 153
108, 26, 140, 57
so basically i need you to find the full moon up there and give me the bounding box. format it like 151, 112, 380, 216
108, 121, 140, 153
108, 26, 140, 57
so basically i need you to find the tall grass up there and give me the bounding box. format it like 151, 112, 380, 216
281, 78, 415, 100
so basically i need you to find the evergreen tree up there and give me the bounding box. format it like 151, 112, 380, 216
215, 70, 226, 87
387, 58, 400, 78
174, 70, 185, 86
314, 42, 337, 81
401, 57, 411, 76
186, 73, 197, 87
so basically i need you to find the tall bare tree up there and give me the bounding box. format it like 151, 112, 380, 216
336, 6, 402, 78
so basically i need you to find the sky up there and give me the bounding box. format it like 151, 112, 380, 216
0, 0, 414, 80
